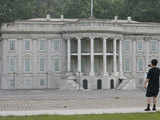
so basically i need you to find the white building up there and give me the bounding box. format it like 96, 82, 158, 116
0, 16, 160, 90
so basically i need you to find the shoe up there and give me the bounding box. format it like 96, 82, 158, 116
144, 108, 151, 111
152, 107, 156, 111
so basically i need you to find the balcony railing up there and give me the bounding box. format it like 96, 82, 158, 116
81, 50, 90, 53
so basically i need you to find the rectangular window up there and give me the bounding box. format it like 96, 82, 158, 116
8, 56, 16, 72
52, 40, 60, 50
123, 40, 130, 53
123, 57, 130, 72
54, 58, 60, 72
24, 40, 30, 50
151, 40, 157, 52
40, 79, 48, 86
137, 57, 144, 72
40, 40, 45, 50
52, 57, 60, 72
137, 40, 143, 51
24, 56, 31, 72
9, 40, 16, 50
40, 56, 45, 72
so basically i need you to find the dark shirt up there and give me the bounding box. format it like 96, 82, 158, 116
147, 67, 160, 91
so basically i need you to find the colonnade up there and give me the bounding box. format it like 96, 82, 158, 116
67, 37, 123, 76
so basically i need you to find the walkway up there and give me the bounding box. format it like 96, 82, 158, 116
0, 89, 159, 116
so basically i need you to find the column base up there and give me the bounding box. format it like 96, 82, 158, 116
76, 72, 83, 76
89, 72, 95, 76
119, 73, 126, 79
103, 72, 109, 76
113, 72, 119, 77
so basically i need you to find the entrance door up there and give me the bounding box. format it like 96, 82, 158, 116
97, 79, 102, 89
110, 79, 114, 89
83, 79, 88, 89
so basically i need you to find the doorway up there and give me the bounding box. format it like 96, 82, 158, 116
110, 79, 114, 89
97, 79, 102, 89
83, 79, 88, 89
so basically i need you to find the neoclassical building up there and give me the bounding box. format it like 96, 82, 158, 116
0, 15, 160, 90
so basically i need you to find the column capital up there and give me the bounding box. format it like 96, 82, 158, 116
89, 36, 95, 40
76, 37, 81, 40
103, 37, 109, 40
113, 38, 118, 41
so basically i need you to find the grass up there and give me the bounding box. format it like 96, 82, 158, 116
0, 112, 160, 120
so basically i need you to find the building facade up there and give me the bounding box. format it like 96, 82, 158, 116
0, 16, 160, 90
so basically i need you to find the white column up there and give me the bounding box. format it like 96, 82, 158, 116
119, 39, 123, 76
133, 40, 136, 73
78, 38, 81, 72
113, 38, 117, 75
146, 39, 149, 66
32, 39, 37, 74
90, 37, 94, 75
2, 39, 8, 89
103, 38, 108, 75
67, 39, 71, 72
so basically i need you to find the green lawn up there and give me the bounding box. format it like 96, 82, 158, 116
0, 112, 160, 120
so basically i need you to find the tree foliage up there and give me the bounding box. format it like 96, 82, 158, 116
1, 0, 160, 25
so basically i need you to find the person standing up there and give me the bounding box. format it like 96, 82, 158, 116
144, 59, 160, 111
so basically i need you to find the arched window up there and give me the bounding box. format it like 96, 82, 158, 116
83, 79, 88, 89
97, 79, 102, 89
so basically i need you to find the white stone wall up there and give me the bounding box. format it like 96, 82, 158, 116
1, 18, 160, 89
0, 32, 67, 89
0, 40, 3, 87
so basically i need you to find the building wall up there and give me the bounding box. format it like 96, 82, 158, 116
122, 35, 160, 88
1, 19, 160, 89
0, 33, 67, 89
1, 34, 160, 89
0, 39, 3, 88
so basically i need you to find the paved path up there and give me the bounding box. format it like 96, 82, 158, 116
0, 108, 159, 116
0, 89, 159, 116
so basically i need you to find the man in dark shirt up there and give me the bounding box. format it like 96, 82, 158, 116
144, 59, 160, 111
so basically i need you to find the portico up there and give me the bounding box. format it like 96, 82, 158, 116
67, 36, 123, 77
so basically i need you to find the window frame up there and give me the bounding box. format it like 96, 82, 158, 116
136, 40, 143, 52
39, 39, 47, 51
51, 56, 60, 72
8, 56, 16, 73
24, 39, 31, 51
39, 56, 46, 72
150, 40, 158, 53
137, 57, 144, 72
24, 54, 32, 73
8, 39, 16, 50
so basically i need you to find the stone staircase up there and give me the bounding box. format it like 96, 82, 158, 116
60, 73, 81, 90
116, 78, 136, 90
116, 79, 129, 90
